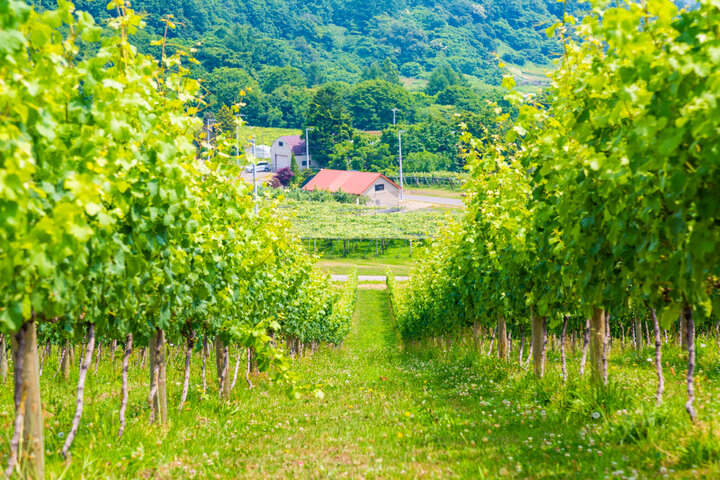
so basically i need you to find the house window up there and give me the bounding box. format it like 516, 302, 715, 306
302, 161, 307, 166
279, 141, 284, 147
375, 184, 385, 192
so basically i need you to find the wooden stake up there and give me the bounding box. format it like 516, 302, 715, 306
62, 323, 95, 458
119, 334, 132, 437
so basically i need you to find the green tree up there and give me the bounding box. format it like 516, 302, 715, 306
242, 88, 283, 126
303, 83, 353, 167
329, 135, 394, 173
216, 105, 235, 134
425, 64, 468, 96
268, 85, 312, 128
361, 58, 401, 85
400, 62, 422, 77
261, 66, 306, 93
291, 152, 301, 179
436, 85, 482, 113
346, 80, 414, 130
204, 67, 258, 107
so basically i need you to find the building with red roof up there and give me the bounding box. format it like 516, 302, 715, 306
303, 169, 402, 207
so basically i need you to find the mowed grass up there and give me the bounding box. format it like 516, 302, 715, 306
2, 291, 720, 478
318, 257, 415, 276
403, 186, 465, 200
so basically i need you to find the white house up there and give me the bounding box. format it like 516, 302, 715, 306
245, 144, 271, 161
303, 169, 402, 207
269, 135, 318, 172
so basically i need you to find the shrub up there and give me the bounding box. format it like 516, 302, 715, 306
274, 167, 294, 187
401, 62, 422, 77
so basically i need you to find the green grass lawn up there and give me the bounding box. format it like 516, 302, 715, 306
236, 126, 301, 149
2, 290, 719, 478
404, 186, 465, 200
318, 257, 415, 276
311, 238, 420, 276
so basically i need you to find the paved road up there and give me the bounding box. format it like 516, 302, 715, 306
404, 194, 463, 207
240, 171, 272, 183
331, 275, 410, 282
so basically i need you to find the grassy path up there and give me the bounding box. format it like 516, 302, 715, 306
3, 289, 717, 478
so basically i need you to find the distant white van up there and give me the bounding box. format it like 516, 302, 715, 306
245, 161, 270, 173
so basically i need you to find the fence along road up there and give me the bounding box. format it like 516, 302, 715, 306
331, 275, 409, 282
403, 194, 463, 207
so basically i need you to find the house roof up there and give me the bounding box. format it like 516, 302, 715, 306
303, 169, 401, 195
277, 135, 307, 155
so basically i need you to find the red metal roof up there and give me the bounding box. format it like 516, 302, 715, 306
303, 169, 401, 195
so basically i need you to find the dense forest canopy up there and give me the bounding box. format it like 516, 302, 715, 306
39, 0, 587, 85
29, 0, 696, 174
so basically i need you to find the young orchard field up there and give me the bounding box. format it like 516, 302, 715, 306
284, 201, 461, 240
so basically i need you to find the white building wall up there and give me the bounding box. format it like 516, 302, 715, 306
361, 178, 400, 207
269, 138, 313, 172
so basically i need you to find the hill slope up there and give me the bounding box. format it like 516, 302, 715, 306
54, 0, 587, 86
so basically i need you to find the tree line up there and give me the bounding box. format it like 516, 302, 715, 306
208, 62, 515, 174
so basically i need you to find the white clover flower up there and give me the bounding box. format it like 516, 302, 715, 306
592, 411, 601, 419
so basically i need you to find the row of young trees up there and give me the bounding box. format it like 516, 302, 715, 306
390, 0, 719, 419
0, 1, 356, 477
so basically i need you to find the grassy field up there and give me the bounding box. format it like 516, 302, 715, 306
286, 201, 461, 239
311, 237, 419, 276
317, 257, 415, 276
404, 186, 465, 200
400, 76, 429, 92
236, 126, 301, 149
2, 290, 720, 478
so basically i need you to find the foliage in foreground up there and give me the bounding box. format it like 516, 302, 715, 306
395, 0, 720, 421
0, 0, 355, 476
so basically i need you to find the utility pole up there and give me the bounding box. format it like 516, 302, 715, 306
235, 114, 240, 166
252, 137, 258, 214
391, 108, 400, 126
205, 117, 213, 156
398, 130, 405, 201
305, 127, 314, 170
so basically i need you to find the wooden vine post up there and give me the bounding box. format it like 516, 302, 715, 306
9, 321, 44, 479
497, 315, 507, 361
589, 307, 607, 386
149, 329, 168, 425
530, 308, 545, 378
683, 305, 697, 422
62, 338, 71, 380
215, 336, 230, 398
0, 333, 7, 384
62, 323, 96, 458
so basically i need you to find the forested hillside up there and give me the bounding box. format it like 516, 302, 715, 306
29, 0, 695, 173
40, 0, 583, 85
